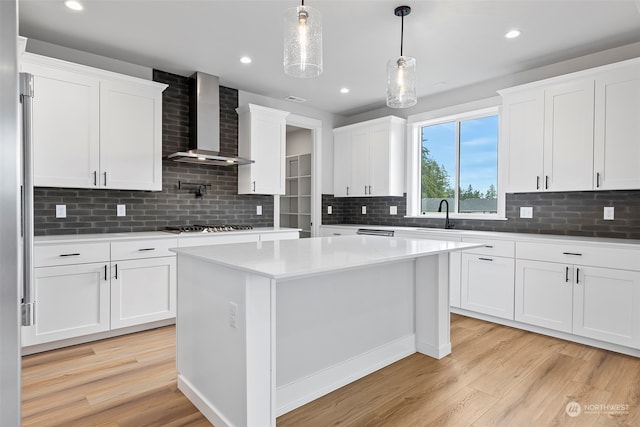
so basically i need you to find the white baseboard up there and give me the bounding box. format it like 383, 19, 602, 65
416, 340, 452, 359
276, 334, 416, 417
178, 375, 235, 427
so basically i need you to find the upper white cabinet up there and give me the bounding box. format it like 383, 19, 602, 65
333, 116, 405, 197
21, 53, 166, 191
500, 57, 640, 193
594, 62, 640, 190
237, 103, 290, 195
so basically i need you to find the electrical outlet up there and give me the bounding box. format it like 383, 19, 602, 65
327, 205, 332, 215
256, 205, 262, 215
361, 206, 367, 215
55, 205, 66, 218
229, 302, 238, 329
117, 204, 126, 217
520, 206, 533, 219
390, 206, 398, 215
604, 206, 614, 220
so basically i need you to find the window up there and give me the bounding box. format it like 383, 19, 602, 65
413, 108, 500, 217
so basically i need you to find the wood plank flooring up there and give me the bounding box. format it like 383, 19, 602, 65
22, 315, 640, 426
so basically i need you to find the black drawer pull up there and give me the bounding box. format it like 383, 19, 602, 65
562, 252, 582, 256
565, 266, 569, 283
478, 257, 493, 262
104, 265, 107, 281
138, 248, 156, 252
115, 264, 118, 280
576, 268, 580, 284
484, 245, 494, 248
60, 253, 80, 257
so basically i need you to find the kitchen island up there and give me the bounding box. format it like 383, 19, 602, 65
172, 235, 481, 427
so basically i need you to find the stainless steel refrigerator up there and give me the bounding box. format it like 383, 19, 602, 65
0, 0, 22, 424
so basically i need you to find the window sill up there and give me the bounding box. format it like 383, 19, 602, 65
404, 214, 508, 221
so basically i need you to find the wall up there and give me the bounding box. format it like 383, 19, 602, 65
286, 128, 312, 156
33, 71, 273, 235
322, 191, 640, 240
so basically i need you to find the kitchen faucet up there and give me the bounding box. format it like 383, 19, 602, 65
438, 199, 454, 229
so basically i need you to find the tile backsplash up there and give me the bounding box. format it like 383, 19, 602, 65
322, 191, 640, 240
33, 70, 273, 236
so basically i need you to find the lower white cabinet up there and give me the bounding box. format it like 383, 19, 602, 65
23, 262, 110, 346
515, 260, 573, 332
573, 266, 640, 348
461, 254, 515, 320
515, 260, 640, 348
110, 257, 176, 329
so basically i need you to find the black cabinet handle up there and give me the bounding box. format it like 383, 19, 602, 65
138, 248, 156, 252
104, 171, 107, 186
93, 171, 97, 186
368, 185, 372, 194
576, 268, 580, 284
596, 172, 601, 188
545, 175, 549, 190
104, 265, 107, 281
536, 176, 540, 190
59, 253, 80, 257
252, 181, 256, 192
478, 257, 494, 262
485, 245, 494, 248
562, 252, 582, 256
115, 264, 118, 280
346, 186, 349, 196
364, 185, 367, 195
565, 266, 569, 283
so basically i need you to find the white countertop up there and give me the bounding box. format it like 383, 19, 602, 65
171, 235, 481, 280
34, 227, 300, 245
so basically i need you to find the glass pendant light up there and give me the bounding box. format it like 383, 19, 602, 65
387, 5, 417, 108
284, 0, 323, 78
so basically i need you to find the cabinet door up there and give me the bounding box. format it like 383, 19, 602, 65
514, 260, 573, 332
351, 127, 370, 196
461, 254, 514, 319
501, 89, 544, 192
573, 266, 640, 348
23, 263, 110, 346
24, 62, 100, 189
110, 257, 176, 329
543, 79, 595, 191
368, 123, 392, 196
333, 131, 352, 197
100, 80, 163, 191
594, 64, 640, 190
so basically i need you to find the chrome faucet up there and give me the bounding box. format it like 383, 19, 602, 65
438, 199, 454, 229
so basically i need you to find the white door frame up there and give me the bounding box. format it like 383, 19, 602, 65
277, 113, 322, 237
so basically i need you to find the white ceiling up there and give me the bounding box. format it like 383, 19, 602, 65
19, 0, 640, 116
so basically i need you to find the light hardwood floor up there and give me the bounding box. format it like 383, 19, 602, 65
22, 315, 640, 426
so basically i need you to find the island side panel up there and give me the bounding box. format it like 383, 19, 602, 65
175, 254, 274, 427
275, 260, 416, 415
415, 252, 451, 358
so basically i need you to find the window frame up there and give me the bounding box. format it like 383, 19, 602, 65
406, 106, 506, 220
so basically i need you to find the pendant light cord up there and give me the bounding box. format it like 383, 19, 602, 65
400, 14, 404, 57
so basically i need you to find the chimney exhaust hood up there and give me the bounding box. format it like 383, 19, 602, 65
167, 72, 253, 166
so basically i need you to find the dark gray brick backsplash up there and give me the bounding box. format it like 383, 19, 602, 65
322, 191, 640, 239
34, 70, 273, 236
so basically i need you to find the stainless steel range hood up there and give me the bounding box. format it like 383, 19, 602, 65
167, 72, 253, 166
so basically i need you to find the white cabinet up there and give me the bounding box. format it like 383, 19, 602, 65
237, 104, 290, 195
515, 241, 640, 349
515, 259, 573, 333
24, 241, 111, 347
333, 116, 405, 197
594, 62, 640, 190
460, 237, 515, 319
500, 57, 640, 193
110, 239, 177, 329
21, 53, 166, 191
500, 79, 594, 192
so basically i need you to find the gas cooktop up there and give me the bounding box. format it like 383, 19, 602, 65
164, 224, 254, 234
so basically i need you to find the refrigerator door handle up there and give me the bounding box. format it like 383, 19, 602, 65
20, 72, 35, 327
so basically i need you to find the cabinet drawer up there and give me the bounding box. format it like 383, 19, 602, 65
178, 233, 260, 248
35, 242, 110, 267
516, 241, 640, 271
111, 238, 178, 261
462, 237, 515, 258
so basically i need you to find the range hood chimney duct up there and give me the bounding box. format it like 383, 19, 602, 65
167, 72, 253, 166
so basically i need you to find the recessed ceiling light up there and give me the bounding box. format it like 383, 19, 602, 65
505, 29, 521, 39
64, 0, 83, 11
240, 56, 252, 64
340, 88, 350, 94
